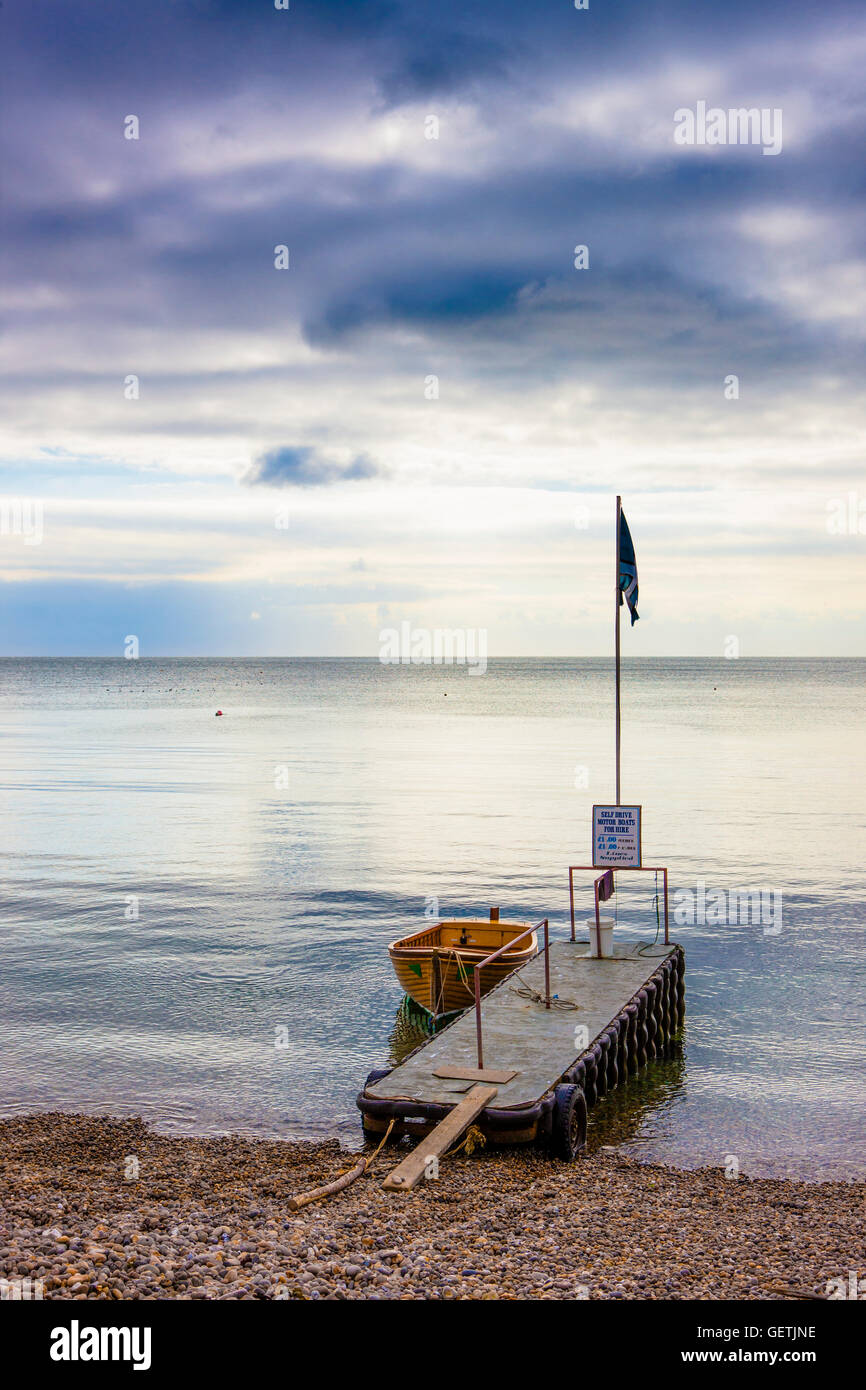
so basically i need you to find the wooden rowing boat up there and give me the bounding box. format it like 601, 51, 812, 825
388, 912, 538, 1018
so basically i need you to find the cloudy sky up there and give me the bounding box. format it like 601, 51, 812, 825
1, 0, 864, 656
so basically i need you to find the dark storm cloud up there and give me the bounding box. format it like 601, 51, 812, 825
3, 0, 866, 447
377, 30, 510, 106
246, 446, 381, 488
5, 0, 864, 116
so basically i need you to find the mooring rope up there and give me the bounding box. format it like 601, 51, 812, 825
432, 948, 474, 1015
507, 967, 580, 1011
651, 869, 661, 942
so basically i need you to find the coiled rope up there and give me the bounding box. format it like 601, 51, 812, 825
508, 967, 580, 1011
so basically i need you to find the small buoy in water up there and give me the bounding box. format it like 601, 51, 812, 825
215, 709, 223, 717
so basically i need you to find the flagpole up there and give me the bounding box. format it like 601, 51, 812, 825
615, 494, 622, 805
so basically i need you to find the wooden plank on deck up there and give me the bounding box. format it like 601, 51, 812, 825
433, 1066, 518, 1084
381, 1083, 498, 1193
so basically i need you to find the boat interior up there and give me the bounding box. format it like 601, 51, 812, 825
393, 920, 535, 954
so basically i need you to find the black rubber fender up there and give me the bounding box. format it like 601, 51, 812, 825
624, 1003, 640, 1074
644, 980, 658, 1060
603, 1026, 619, 1090
595, 1035, 609, 1098
549, 1083, 587, 1161
616, 1010, 630, 1076
582, 1052, 598, 1108
364, 1067, 392, 1088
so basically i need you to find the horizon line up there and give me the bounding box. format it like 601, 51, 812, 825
0, 654, 863, 663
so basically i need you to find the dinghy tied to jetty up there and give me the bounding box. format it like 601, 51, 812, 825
388, 908, 537, 1019
360, 866, 685, 1185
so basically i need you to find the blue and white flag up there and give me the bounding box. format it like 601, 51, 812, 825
619, 508, 639, 625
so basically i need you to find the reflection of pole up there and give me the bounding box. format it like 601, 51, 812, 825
615, 494, 622, 805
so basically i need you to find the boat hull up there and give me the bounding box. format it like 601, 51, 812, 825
388, 920, 538, 1017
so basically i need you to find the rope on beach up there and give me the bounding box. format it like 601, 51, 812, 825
441, 1124, 486, 1158
287, 1119, 396, 1211
364, 1117, 398, 1169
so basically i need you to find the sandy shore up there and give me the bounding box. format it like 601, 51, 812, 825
0, 1112, 861, 1300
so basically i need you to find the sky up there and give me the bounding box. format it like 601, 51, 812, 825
1, 0, 864, 657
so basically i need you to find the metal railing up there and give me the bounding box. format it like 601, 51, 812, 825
473, 918, 549, 1069
568, 865, 669, 950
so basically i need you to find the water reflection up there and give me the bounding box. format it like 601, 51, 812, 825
585, 1048, 687, 1155
388, 996, 458, 1064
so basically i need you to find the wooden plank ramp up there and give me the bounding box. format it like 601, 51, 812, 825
382, 1083, 498, 1191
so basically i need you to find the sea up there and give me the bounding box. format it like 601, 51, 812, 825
0, 657, 863, 1180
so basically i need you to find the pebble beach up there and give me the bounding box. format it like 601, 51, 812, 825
0, 1113, 861, 1301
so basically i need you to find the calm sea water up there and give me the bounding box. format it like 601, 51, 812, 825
0, 658, 863, 1180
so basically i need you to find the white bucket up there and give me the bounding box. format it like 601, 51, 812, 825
585, 915, 615, 958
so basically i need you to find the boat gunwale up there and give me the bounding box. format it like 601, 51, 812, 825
388, 921, 538, 961
389, 942, 537, 964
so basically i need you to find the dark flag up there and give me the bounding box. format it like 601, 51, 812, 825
618, 508, 639, 625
